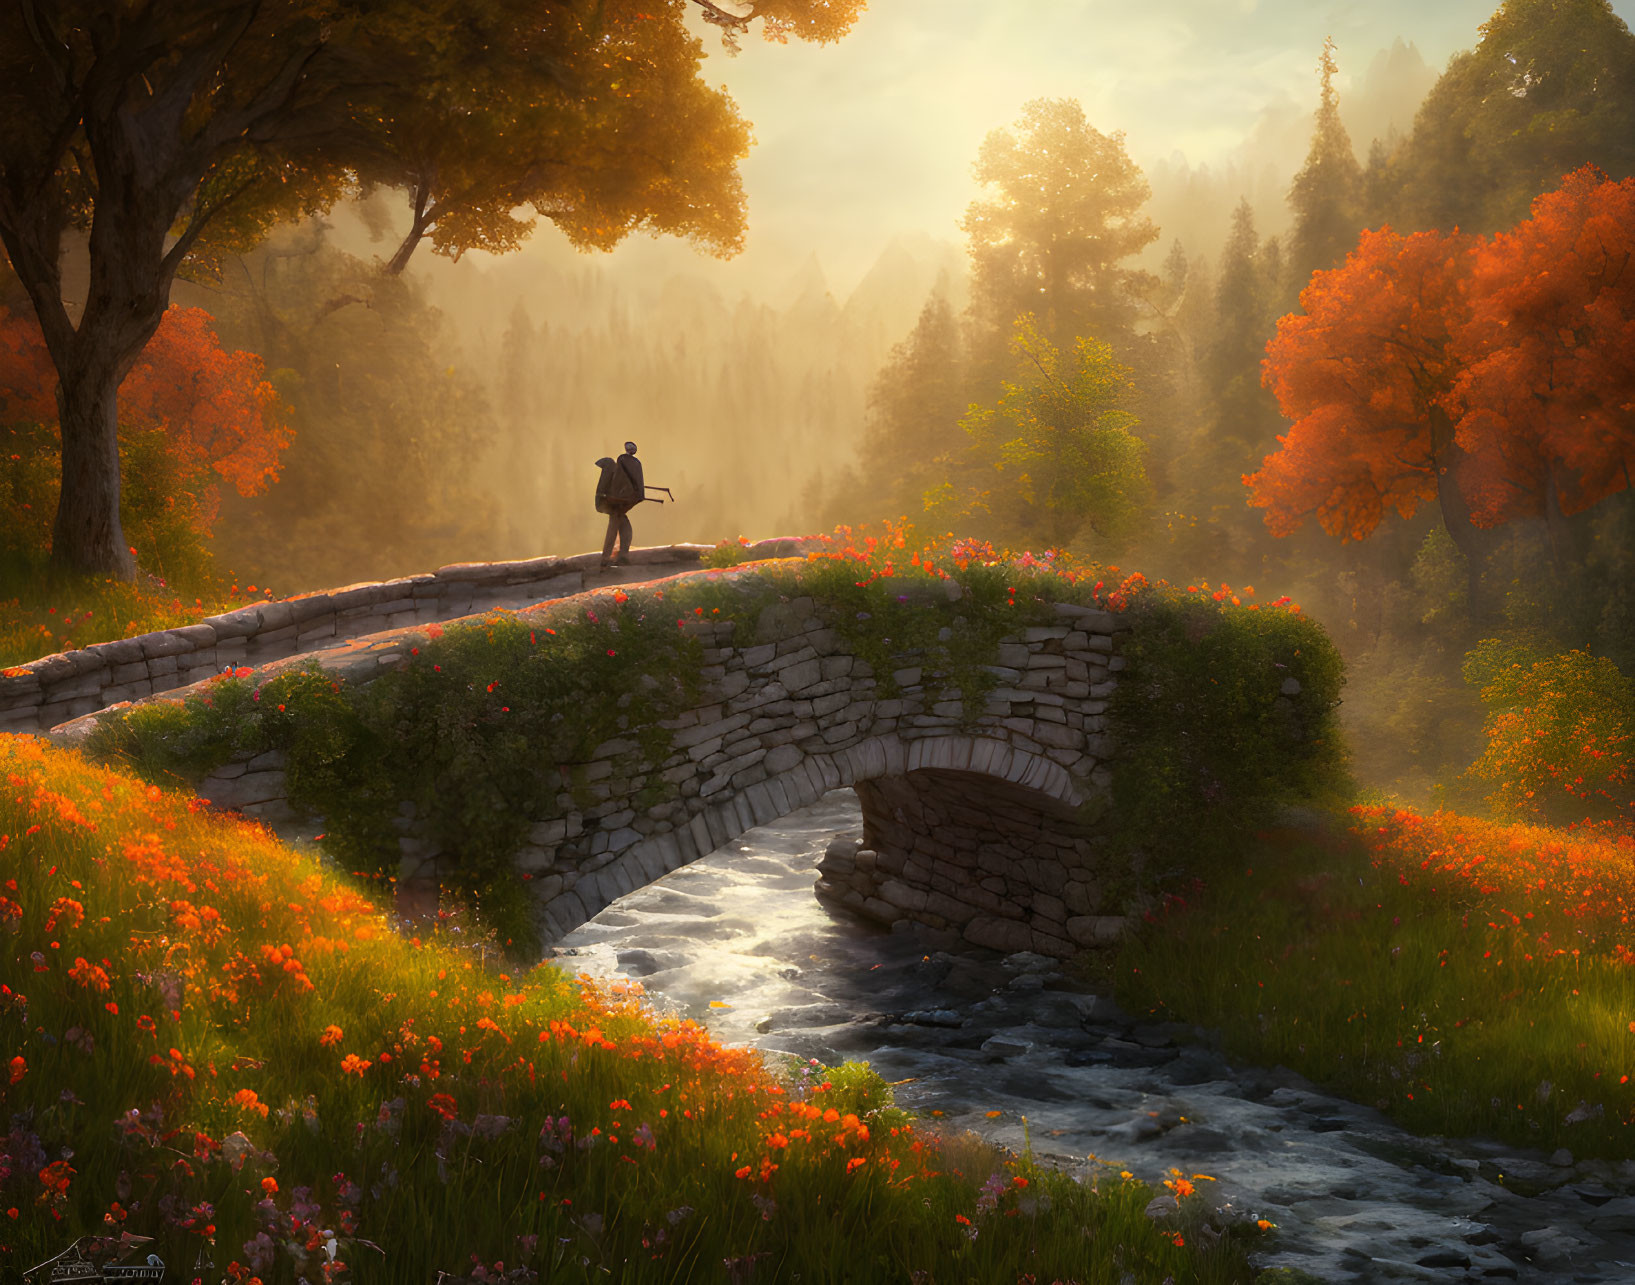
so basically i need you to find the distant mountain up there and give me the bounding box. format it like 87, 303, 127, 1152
835, 234, 966, 366
1345, 39, 1437, 156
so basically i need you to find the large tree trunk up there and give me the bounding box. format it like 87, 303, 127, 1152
52, 352, 133, 578
1430, 413, 1491, 618
3, 156, 176, 579
1, 5, 327, 579
44, 213, 172, 580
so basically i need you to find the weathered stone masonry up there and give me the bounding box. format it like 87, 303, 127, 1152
54, 571, 1136, 961
0, 543, 757, 734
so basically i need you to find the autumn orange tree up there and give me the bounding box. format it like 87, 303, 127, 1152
1246, 167, 1635, 601
0, 304, 288, 571
1454, 167, 1635, 551
1245, 225, 1480, 564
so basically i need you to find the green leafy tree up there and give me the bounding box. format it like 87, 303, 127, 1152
1286, 38, 1364, 295
949, 315, 1151, 549
1389, 0, 1635, 234
0, 0, 863, 579
961, 99, 1158, 373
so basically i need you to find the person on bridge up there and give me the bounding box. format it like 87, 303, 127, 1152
595, 440, 661, 568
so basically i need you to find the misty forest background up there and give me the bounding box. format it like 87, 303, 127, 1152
6, 1, 1635, 817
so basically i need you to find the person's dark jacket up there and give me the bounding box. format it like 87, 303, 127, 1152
614, 451, 645, 504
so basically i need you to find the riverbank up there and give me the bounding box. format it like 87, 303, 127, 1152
553, 789, 1635, 1284
0, 735, 1257, 1285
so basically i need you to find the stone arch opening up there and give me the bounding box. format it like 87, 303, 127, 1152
539, 734, 1118, 959
818, 765, 1117, 959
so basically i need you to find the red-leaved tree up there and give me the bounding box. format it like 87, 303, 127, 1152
1454, 167, 1635, 543
1244, 226, 1480, 556
0, 305, 289, 534
1246, 167, 1635, 590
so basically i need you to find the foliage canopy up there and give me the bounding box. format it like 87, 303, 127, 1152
1390, 0, 1635, 234
962, 99, 1158, 360
0, 0, 864, 577
1247, 169, 1635, 588
956, 316, 1151, 550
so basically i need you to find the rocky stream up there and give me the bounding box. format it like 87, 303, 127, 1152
550, 790, 1635, 1284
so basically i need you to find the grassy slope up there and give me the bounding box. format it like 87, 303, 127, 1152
0, 561, 271, 670
0, 735, 1256, 1284
1119, 810, 1635, 1161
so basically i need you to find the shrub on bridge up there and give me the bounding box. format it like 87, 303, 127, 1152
700, 536, 753, 568
1108, 583, 1348, 875
795, 524, 1090, 709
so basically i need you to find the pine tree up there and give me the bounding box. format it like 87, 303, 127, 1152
854, 288, 966, 519
1168, 200, 1288, 570
1287, 38, 1364, 297
1206, 201, 1274, 442
1158, 240, 1190, 312
1360, 133, 1403, 230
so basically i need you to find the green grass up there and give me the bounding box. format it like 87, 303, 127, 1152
1117, 808, 1635, 1160
0, 735, 1262, 1284
0, 552, 270, 669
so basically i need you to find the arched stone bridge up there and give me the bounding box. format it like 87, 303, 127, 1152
51, 555, 1139, 960
503, 592, 1135, 959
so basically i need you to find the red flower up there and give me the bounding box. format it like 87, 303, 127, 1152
427, 1093, 458, 1119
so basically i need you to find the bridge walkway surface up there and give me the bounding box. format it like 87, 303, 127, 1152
1, 541, 811, 735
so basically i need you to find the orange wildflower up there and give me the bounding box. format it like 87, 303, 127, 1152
427, 1093, 458, 1119
67, 957, 111, 992
231, 1089, 268, 1119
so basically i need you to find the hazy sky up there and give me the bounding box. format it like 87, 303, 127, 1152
460, 0, 1635, 300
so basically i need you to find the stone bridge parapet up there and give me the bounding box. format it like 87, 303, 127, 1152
0, 541, 810, 734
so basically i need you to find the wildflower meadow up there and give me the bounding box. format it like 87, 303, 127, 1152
1120, 807, 1635, 1160
0, 733, 1259, 1283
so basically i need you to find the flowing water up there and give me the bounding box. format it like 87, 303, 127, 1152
551, 791, 1635, 1284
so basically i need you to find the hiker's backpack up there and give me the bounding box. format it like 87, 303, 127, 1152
605, 455, 640, 506
594, 457, 616, 514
